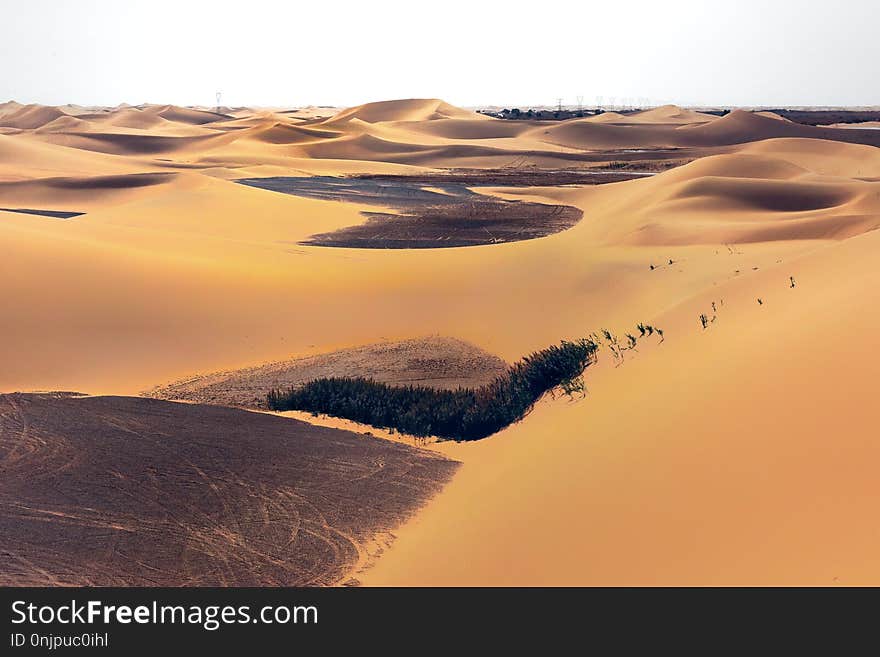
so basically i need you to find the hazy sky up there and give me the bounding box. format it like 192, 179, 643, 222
1, 0, 877, 108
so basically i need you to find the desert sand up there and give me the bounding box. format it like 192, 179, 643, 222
146, 336, 508, 408
2, 98, 880, 585
0, 392, 457, 585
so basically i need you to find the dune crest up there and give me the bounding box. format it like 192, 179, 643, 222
553, 144, 880, 245
603, 104, 718, 125
324, 98, 482, 125
0, 103, 68, 130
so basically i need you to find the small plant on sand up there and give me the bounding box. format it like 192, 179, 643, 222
600, 322, 665, 365
560, 374, 587, 399
600, 329, 624, 364
637, 323, 663, 342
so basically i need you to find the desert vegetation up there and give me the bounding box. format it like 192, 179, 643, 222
301, 200, 583, 249
591, 324, 663, 367
238, 175, 584, 249
354, 168, 648, 186
146, 337, 507, 409
268, 339, 599, 440
599, 159, 693, 172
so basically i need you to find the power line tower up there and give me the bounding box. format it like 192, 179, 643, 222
556, 97, 564, 113
215, 91, 222, 113
576, 95, 584, 113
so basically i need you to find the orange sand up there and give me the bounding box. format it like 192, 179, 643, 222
2, 98, 879, 584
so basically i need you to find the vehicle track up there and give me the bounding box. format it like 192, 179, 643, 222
0, 393, 458, 586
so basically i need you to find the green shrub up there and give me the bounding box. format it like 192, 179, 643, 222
267, 339, 598, 441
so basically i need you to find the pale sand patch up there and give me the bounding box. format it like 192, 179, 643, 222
146, 336, 508, 408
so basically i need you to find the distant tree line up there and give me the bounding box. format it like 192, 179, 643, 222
485, 108, 596, 121
267, 339, 599, 441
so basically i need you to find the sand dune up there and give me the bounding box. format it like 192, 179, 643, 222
211, 111, 311, 130
35, 130, 231, 156
631, 104, 718, 123
537, 119, 672, 149
596, 104, 717, 125
4, 101, 879, 176
3, 97, 880, 586
384, 117, 532, 140
93, 107, 173, 130
298, 132, 437, 160
36, 109, 218, 139
2, 103, 877, 390
673, 109, 813, 144
147, 104, 231, 125
324, 98, 483, 125
737, 137, 880, 177
671, 175, 854, 213
364, 226, 880, 585
0, 172, 177, 215
542, 108, 880, 151
530, 146, 880, 245
678, 110, 880, 148
0, 100, 24, 117
584, 111, 629, 123
754, 110, 792, 122
0, 133, 149, 180
0, 104, 68, 130
32, 115, 94, 133
147, 336, 509, 409
242, 121, 345, 145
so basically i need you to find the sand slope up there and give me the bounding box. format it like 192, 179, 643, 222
0, 393, 457, 586
541, 109, 880, 151
527, 142, 880, 246
147, 337, 509, 408
594, 104, 717, 125
323, 98, 484, 125
0, 104, 68, 129
363, 227, 880, 585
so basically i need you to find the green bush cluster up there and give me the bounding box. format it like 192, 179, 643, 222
267, 339, 598, 441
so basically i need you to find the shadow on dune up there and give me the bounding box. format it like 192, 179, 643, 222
44, 172, 176, 190
0, 393, 458, 586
